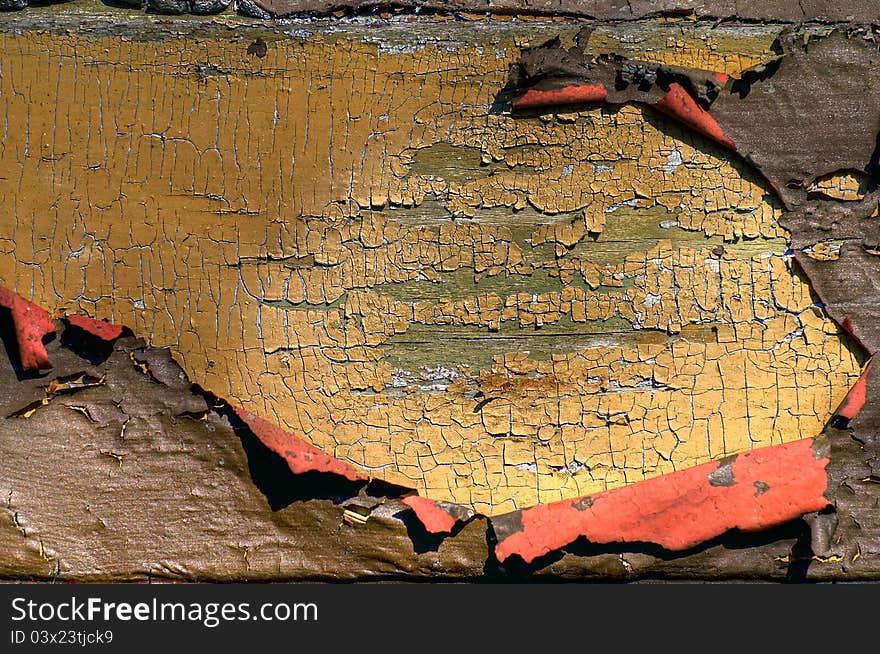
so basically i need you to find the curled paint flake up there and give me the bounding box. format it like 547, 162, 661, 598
494, 438, 830, 563
513, 84, 608, 111
650, 83, 735, 150
0, 286, 55, 371
67, 315, 124, 341
402, 495, 459, 534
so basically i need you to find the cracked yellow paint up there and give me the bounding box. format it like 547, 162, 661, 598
0, 24, 863, 515
809, 171, 870, 202
803, 241, 843, 262
585, 23, 781, 79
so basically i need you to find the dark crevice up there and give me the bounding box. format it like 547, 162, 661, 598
481, 520, 505, 580
866, 130, 880, 185
363, 478, 411, 501
60, 322, 126, 366
784, 518, 815, 582
490, 518, 809, 580
207, 395, 366, 511
728, 56, 783, 99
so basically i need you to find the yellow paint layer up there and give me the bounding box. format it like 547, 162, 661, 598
0, 25, 862, 515
809, 171, 870, 202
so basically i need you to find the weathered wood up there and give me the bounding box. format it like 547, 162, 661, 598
3, 0, 877, 21
1, 6, 879, 580
0, 323, 491, 581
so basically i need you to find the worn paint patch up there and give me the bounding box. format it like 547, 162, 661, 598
584, 23, 780, 79
494, 437, 831, 563
809, 171, 870, 202
803, 241, 843, 262
707, 457, 736, 487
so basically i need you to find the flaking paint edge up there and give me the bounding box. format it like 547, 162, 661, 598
1, 284, 841, 558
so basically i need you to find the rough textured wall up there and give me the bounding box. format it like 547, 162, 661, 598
0, 3, 878, 580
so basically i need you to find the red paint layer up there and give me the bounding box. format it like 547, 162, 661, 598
0, 286, 55, 371
513, 84, 608, 111
715, 72, 730, 83
651, 82, 736, 150
837, 361, 871, 420
232, 405, 365, 481
402, 496, 458, 534
495, 438, 829, 563
67, 315, 124, 341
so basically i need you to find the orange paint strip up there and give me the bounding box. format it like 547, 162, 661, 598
402, 496, 458, 534
232, 405, 366, 482
67, 315, 125, 341
836, 360, 871, 421
513, 84, 608, 111
0, 289, 848, 563
514, 82, 734, 152
495, 438, 829, 563
651, 82, 735, 150
0, 286, 55, 371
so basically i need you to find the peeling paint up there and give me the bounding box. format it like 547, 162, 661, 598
66, 315, 124, 341
494, 438, 831, 563
232, 405, 366, 481
0, 287, 55, 372
513, 84, 607, 110
401, 495, 459, 533
835, 361, 871, 422
652, 82, 734, 149
0, 24, 864, 519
